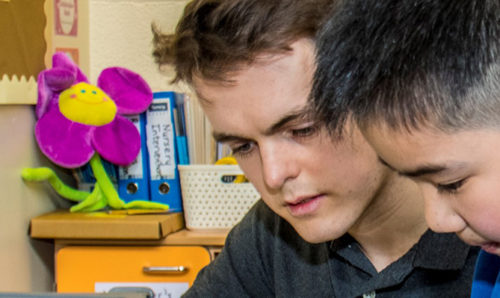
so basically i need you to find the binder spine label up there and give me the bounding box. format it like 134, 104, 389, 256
147, 100, 176, 180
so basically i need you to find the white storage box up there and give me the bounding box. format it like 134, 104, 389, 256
178, 165, 261, 231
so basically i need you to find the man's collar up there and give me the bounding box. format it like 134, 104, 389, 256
330, 229, 473, 271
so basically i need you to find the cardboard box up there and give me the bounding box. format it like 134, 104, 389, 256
30, 210, 184, 240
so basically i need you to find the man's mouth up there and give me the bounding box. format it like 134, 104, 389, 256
286, 194, 323, 217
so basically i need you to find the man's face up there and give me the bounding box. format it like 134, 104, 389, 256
193, 39, 391, 243
364, 124, 500, 255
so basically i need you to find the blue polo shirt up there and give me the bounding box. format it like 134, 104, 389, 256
472, 250, 500, 297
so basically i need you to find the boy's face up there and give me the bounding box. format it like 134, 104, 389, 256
364, 124, 500, 255
193, 38, 393, 243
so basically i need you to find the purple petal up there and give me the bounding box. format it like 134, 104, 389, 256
92, 115, 141, 166
37, 53, 90, 119
37, 68, 77, 119
35, 109, 95, 168
97, 67, 152, 115
36, 71, 52, 119
44, 68, 76, 91
52, 52, 88, 83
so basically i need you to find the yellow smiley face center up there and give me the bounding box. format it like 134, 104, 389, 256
59, 82, 117, 126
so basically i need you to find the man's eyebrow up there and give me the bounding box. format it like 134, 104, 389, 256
378, 156, 448, 177
212, 107, 311, 143
264, 107, 311, 136
212, 132, 249, 143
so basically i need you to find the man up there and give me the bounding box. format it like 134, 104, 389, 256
312, 0, 499, 296
153, 0, 478, 296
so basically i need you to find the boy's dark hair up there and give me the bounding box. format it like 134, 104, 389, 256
152, 0, 336, 84
312, 0, 500, 135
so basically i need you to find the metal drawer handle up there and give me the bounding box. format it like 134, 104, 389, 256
143, 266, 189, 274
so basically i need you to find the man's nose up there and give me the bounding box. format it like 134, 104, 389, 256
260, 143, 299, 190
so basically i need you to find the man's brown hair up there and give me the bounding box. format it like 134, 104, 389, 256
152, 0, 335, 84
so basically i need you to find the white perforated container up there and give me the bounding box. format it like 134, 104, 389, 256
178, 165, 261, 231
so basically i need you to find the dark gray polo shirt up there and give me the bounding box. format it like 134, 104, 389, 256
183, 200, 479, 298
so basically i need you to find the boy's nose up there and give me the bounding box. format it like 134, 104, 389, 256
420, 185, 465, 234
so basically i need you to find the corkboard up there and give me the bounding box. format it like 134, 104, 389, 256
0, 0, 46, 81
0, 0, 88, 104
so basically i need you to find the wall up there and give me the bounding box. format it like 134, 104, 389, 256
0, 0, 188, 292
88, 0, 190, 93
0, 105, 72, 291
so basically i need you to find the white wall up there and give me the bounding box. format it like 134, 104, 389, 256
88, 0, 190, 92
0, 105, 72, 291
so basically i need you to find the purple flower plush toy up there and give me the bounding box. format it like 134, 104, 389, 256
22, 52, 168, 212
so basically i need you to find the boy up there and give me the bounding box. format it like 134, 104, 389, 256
153, 0, 478, 296
312, 0, 499, 296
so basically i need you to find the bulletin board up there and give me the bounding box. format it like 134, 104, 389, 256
0, 0, 89, 104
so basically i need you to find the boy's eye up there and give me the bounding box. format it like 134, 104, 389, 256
436, 179, 466, 194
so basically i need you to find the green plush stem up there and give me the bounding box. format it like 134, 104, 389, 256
89, 154, 125, 209
124, 200, 169, 210
21, 167, 89, 202
70, 183, 108, 212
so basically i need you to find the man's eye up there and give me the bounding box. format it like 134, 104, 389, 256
291, 125, 318, 138
231, 142, 255, 157
436, 179, 466, 194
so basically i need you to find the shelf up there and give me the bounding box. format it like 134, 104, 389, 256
54, 229, 228, 247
